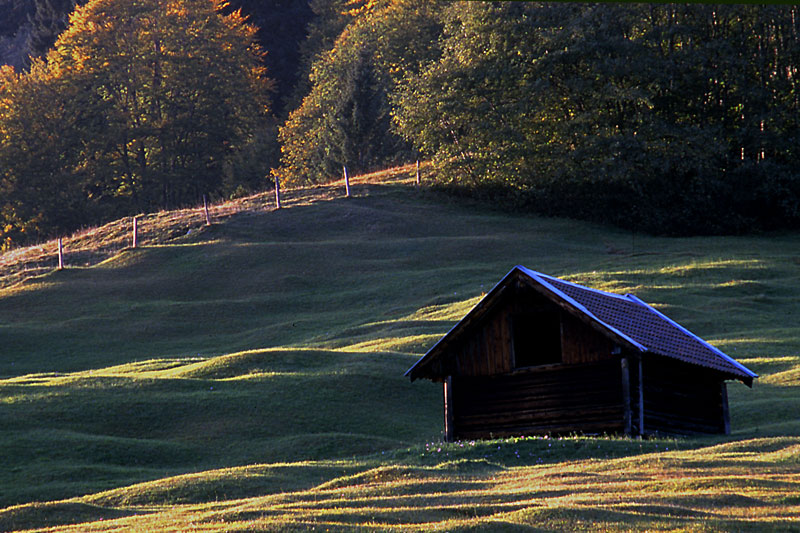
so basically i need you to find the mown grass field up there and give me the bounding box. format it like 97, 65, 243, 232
0, 170, 799, 531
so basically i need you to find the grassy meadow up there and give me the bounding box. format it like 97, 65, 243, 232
0, 170, 799, 531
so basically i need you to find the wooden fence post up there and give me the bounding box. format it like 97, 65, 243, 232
274, 176, 282, 209
57, 237, 64, 270
203, 195, 211, 225
132, 216, 138, 248
343, 166, 351, 198
416, 160, 421, 187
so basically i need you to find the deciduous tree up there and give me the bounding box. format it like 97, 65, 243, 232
0, 0, 273, 248
394, 2, 800, 234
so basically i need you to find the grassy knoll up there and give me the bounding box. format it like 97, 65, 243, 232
1, 170, 799, 530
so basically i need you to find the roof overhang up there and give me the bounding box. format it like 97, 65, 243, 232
405, 266, 758, 387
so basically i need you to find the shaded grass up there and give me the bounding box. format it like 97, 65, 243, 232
0, 502, 138, 532
1, 169, 799, 530
0, 349, 437, 507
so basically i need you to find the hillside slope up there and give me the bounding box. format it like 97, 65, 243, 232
1, 169, 799, 530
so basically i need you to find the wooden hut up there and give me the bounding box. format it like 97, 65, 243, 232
405, 266, 757, 440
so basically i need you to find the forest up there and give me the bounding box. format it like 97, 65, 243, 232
3, 0, 800, 248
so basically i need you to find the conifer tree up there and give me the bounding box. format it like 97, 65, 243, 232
275, 0, 440, 184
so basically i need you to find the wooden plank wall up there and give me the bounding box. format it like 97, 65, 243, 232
560, 312, 614, 365
453, 303, 513, 377
450, 360, 625, 439
642, 356, 727, 435
450, 289, 615, 377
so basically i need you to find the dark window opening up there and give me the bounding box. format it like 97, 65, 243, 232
512, 311, 562, 368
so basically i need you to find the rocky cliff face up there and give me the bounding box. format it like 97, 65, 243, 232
0, 26, 31, 69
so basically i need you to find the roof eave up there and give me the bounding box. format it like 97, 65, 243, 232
624, 294, 759, 385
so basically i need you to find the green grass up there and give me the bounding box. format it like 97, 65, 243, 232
1, 171, 799, 530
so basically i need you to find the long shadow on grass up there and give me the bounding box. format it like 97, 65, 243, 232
488, 506, 779, 533
0, 502, 139, 532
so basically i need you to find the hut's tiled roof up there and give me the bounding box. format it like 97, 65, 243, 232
525, 268, 756, 384
406, 266, 757, 385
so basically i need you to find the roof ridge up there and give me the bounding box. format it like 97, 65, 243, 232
524, 268, 635, 302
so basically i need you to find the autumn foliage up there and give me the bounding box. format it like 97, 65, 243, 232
0, 0, 272, 249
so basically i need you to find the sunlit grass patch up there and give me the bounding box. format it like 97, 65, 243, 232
763, 367, 800, 386
83, 460, 366, 507
25, 436, 796, 532
652, 258, 767, 275
0, 501, 138, 533
106, 357, 207, 374
403, 296, 483, 322
338, 334, 443, 354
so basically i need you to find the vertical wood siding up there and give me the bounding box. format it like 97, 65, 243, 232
560, 312, 614, 365
450, 289, 615, 377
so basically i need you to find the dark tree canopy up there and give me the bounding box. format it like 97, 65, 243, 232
26, 0, 77, 61
393, 3, 800, 235
223, 0, 314, 116
0, 0, 35, 37
0, 0, 36, 69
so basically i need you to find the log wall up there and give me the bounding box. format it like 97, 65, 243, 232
642, 356, 728, 435
449, 359, 625, 439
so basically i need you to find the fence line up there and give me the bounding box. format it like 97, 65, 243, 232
2, 167, 424, 287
